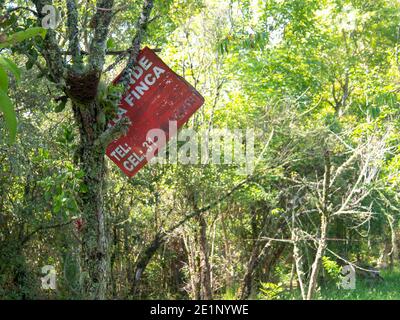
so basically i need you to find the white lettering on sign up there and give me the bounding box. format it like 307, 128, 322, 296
124, 62, 166, 107
106, 47, 205, 178
110, 144, 132, 161
109, 55, 166, 126
123, 152, 145, 172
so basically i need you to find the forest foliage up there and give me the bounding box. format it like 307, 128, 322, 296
1, 0, 400, 300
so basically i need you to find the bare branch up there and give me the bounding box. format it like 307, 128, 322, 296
61, 48, 161, 56
330, 144, 363, 187
6, 6, 39, 17
21, 219, 75, 245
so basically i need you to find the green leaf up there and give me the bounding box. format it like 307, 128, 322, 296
0, 66, 9, 92
26, 50, 38, 71
0, 89, 17, 143
36, 70, 47, 79
55, 97, 68, 113
106, 38, 115, 49
26, 59, 34, 71
0, 57, 20, 82
0, 27, 47, 48
0, 13, 17, 28
370, 106, 381, 119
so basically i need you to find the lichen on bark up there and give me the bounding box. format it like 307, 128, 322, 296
31, 0, 155, 299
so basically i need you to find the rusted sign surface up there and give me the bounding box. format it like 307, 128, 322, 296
106, 47, 204, 177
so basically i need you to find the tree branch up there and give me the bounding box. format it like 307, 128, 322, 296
88, 0, 115, 73
109, 0, 154, 81
6, 6, 39, 17
66, 0, 82, 67
129, 176, 252, 294
21, 219, 75, 245
61, 48, 161, 56
31, 0, 66, 89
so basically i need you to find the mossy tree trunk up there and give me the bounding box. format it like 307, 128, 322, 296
30, 0, 155, 299
72, 98, 108, 299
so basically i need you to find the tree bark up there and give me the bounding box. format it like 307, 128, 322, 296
306, 150, 331, 300
29, 0, 156, 300
130, 232, 164, 296
386, 213, 399, 269
306, 214, 328, 300
197, 215, 212, 300
239, 244, 260, 300
72, 100, 109, 299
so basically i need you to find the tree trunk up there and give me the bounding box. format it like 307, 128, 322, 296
263, 243, 286, 281
293, 239, 306, 300
386, 213, 399, 269
130, 232, 164, 296
239, 244, 259, 300
306, 149, 331, 300
183, 233, 201, 299
73, 100, 109, 299
198, 215, 212, 300
306, 214, 328, 300
221, 211, 233, 289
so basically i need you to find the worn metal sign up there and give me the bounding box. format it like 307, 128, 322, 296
106, 47, 204, 177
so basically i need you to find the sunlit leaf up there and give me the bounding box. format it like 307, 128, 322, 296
0, 57, 20, 82
0, 88, 17, 143
107, 38, 115, 49
0, 27, 47, 48
0, 66, 9, 92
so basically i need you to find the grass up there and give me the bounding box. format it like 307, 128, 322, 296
318, 269, 400, 300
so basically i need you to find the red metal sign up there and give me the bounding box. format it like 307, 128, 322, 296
106, 47, 205, 177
